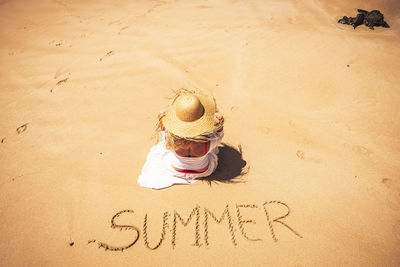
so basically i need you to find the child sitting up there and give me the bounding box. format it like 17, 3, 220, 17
138, 89, 224, 189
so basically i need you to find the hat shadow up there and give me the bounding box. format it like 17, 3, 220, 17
198, 143, 249, 185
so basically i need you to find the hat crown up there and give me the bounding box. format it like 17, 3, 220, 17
175, 94, 204, 122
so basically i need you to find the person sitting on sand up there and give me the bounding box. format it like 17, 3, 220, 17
138, 89, 224, 189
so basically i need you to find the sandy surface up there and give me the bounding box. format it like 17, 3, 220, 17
1, 0, 400, 266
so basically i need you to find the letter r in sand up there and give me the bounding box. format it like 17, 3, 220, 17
263, 201, 303, 242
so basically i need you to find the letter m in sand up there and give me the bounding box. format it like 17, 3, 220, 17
172, 205, 201, 248
204, 204, 237, 246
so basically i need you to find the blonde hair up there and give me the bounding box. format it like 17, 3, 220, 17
163, 130, 207, 151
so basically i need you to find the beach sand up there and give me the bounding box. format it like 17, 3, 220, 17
1, 0, 399, 265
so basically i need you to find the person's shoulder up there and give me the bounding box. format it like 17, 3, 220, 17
208, 129, 224, 139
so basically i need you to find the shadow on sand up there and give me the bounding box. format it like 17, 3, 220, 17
198, 143, 249, 185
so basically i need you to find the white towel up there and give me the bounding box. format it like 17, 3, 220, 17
138, 131, 223, 189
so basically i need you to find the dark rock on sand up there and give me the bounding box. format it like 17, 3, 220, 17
338, 9, 390, 30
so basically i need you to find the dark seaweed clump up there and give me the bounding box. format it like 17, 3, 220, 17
338, 9, 390, 30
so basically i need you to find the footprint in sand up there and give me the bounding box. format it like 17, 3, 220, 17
343, 143, 372, 157
296, 150, 321, 163
296, 150, 305, 159
354, 145, 371, 156
56, 78, 68, 85
261, 127, 271, 135
381, 177, 400, 195
289, 120, 313, 144
118, 26, 129, 34
51, 78, 69, 92
1, 137, 5, 143
49, 40, 64, 46
381, 178, 393, 188
99, 51, 114, 61
16, 123, 28, 134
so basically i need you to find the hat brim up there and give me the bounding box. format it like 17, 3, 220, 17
162, 90, 217, 139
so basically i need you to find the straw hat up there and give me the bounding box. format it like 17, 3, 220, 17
161, 89, 219, 139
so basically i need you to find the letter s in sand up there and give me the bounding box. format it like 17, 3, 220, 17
88, 209, 140, 252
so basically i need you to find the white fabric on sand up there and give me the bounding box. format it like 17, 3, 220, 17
138, 131, 223, 189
